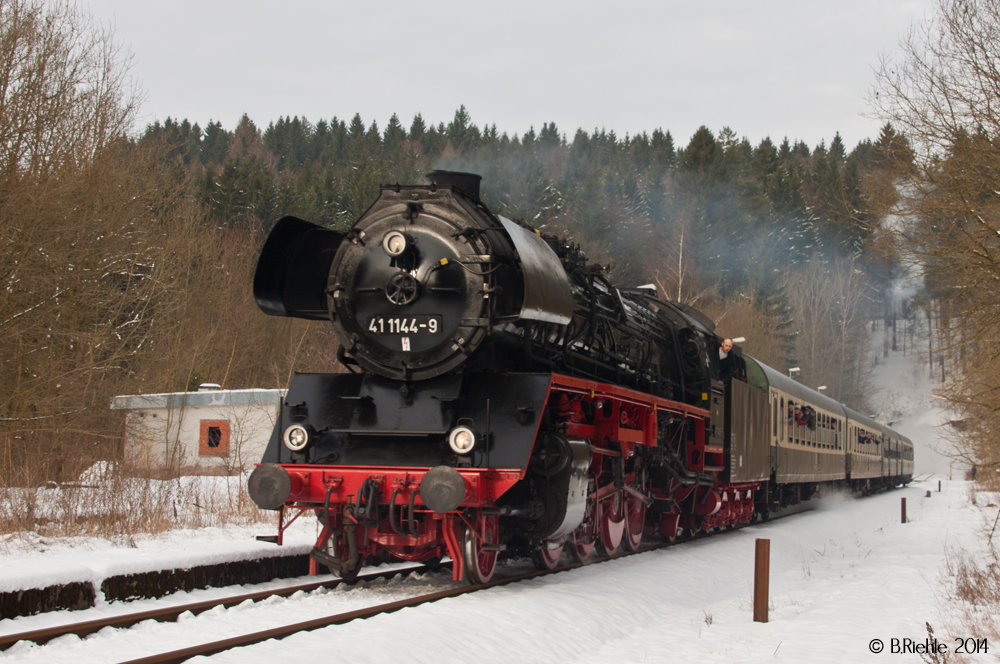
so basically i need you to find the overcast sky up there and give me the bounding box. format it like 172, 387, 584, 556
84, 0, 934, 150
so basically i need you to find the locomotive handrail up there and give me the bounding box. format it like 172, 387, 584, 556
549, 372, 710, 419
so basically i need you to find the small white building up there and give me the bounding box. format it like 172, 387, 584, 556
111, 384, 285, 474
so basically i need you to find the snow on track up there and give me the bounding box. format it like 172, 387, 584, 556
1, 565, 468, 662
197, 482, 984, 664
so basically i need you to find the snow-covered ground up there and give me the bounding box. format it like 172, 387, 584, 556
208, 482, 990, 664
2, 327, 996, 663
0, 520, 316, 596
2, 480, 992, 663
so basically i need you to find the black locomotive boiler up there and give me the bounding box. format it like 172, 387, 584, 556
247, 171, 913, 583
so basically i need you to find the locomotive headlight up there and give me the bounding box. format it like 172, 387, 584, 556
283, 424, 310, 451
382, 231, 408, 257
448, 426, 476, 455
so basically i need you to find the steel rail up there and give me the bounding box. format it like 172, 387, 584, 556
0, 562, 440, 651
119, 553, 656, 664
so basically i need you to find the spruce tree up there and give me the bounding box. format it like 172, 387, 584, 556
409, 113, 426, 142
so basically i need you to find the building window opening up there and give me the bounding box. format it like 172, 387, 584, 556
199, 420, 230, 456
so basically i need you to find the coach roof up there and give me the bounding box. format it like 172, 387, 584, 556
747, 356, 847, 416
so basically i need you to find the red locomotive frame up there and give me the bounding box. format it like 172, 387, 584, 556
266, 373, 760, 583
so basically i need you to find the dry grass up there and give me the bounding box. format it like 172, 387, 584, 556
0, 461, 268, 552
940, 550, 1000, 664
935, 478, 1000, 663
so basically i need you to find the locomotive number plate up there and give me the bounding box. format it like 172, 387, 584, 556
367, 315, 442, 335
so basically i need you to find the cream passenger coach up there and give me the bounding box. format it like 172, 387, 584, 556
745, 357, 914, 507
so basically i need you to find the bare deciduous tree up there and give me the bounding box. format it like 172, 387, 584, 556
785, 258, 876, 407
0, 1, 341, 490
703, 284, 791, 372
0, 0, 140, 181
871, 0, 1000, 468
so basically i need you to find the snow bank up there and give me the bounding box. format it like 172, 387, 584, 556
0, 520, 317, 596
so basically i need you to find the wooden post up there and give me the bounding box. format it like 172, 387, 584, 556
925, 490, 931, 498
753, 538, 770, 623
901, 497, 907, 524
938, 480, 942, 492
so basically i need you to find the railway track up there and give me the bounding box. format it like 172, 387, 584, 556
1, 505, 822, 663
0, 562, 440, 652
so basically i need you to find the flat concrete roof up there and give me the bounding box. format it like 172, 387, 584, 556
111, 388, 285, 410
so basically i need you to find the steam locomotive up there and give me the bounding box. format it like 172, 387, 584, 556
247, 171, 914, 583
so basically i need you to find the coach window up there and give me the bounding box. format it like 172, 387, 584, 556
780, 398, 785, 443
787, 400, 793, 444
800, 408, 806, 446
799, 405, 805, 446
798, 405, 804, 446
773, 396, 778, 439
789, 400, 794, 445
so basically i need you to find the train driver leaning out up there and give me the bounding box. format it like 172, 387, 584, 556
718, 338, 734, 380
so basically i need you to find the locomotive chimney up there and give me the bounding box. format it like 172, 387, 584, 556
427, 170, 482, 201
